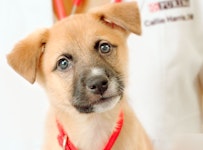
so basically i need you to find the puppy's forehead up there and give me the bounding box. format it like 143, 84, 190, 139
51, 15, 95, 39
48, 14, 125, 47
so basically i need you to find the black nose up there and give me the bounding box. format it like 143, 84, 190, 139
86, 75, 108, 95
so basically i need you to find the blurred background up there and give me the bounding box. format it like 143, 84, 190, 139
0, 0, 52, 149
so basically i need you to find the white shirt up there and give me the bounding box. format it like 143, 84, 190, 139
127, 0, 203, 149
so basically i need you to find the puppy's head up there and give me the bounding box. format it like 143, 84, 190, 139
7, 2, 141, 113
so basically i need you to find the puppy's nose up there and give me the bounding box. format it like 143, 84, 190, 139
86, 76, 108, 95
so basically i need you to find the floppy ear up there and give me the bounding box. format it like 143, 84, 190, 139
90, 1, 141, 35
7, 29, 49, 84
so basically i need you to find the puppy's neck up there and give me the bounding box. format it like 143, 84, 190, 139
54, 98, 125, 150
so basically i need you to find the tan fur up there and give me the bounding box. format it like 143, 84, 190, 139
7, 2, 153, 150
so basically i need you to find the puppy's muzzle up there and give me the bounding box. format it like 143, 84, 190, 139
86, 75, 108, 95
72, 67, 124, 113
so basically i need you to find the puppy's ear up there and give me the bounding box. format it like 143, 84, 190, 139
7, 29, 49, 84
90, 2, 141, 35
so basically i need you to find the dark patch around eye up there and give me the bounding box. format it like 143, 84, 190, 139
63, 54, 73, 60
94, 40, 101, 50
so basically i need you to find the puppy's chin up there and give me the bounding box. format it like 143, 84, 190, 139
93, 95, 121, 113
74, 95, 121, 113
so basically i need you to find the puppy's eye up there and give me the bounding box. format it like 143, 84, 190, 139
57, 55, 72, 71
98, 41, 113, 54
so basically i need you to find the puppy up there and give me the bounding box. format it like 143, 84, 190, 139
7, 2, 153, 150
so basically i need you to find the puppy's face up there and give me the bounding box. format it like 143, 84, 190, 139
40, 15, 128, 113
7, 2, 141, 114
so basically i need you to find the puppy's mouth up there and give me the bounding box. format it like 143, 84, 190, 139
92, 95, 119, 104
73, 95, 121, 113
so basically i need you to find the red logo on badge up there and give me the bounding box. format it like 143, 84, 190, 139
148, 0, 190, 13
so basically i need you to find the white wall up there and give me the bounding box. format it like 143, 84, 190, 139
0, 0, 53, 149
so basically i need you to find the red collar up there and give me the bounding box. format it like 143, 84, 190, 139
57, 111, 124, 150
